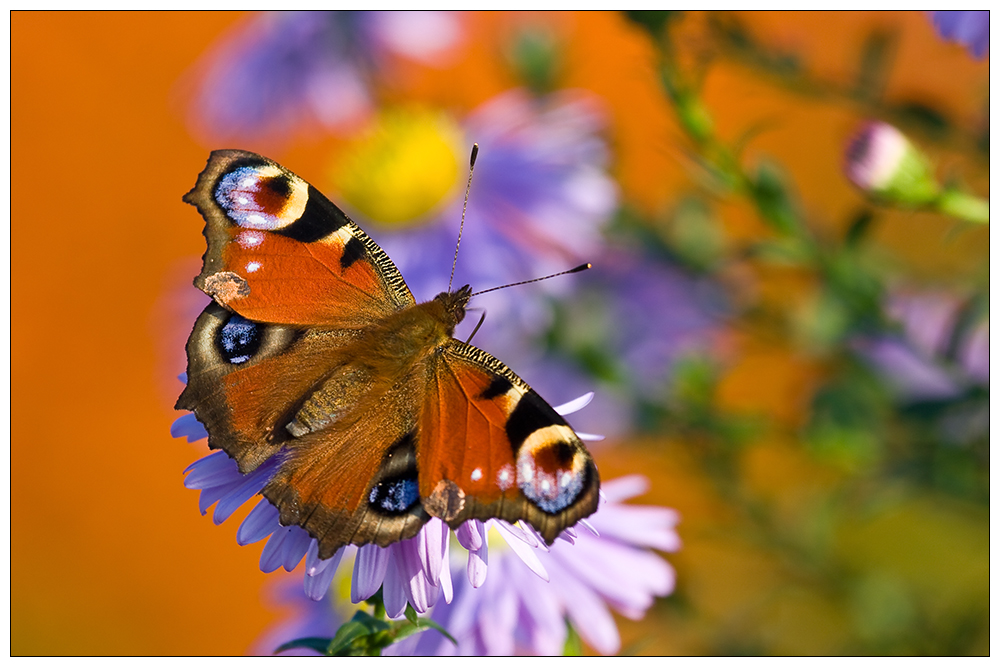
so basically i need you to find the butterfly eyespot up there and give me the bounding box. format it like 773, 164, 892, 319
516, 426, 588, 514
216, 314, 262, 365
368, 474, 420, 515
214, 164, 308, 231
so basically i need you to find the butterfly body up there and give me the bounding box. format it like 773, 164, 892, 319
178, 150, 599, 559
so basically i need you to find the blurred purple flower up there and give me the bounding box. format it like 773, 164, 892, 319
855, 289, 988, 401
249, 577, 343, 656
256, 475, 680, 656
183, 11, 463, 146
930, 11, 989, 59
373, 89, 617, 309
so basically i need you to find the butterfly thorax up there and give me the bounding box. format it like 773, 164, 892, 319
284, 285, 471, 439
428, 284, 471, 336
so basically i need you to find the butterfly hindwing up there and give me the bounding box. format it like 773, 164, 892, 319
176, 302, 361, 472
417, 341, 600, 543
183, 150, 415, 327
261, 376, 430, 560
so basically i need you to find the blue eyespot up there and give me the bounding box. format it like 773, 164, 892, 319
368, 475, 420, 515
217, 314, 260, 364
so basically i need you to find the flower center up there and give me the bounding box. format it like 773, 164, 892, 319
331, 107, 463, 227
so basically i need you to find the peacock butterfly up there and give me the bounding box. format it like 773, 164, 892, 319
176, 149, 600, 560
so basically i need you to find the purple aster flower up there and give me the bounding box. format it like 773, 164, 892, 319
256, 474, 679, 656
183, 11, 463, 146
930, 11, 989, 59
373, 88, 617, 312
174, 391, 603, 617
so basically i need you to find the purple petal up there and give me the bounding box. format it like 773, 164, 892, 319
478, 567, 519, 655
600, 474, 650, 503
351, 544, 389, 603
456, 519, 484, 551
552, 392, 593, 416
171, 413, 208, 442
197, 479, 242, 515
495, 521, 549, 581
439, 537, 453, 604
260, 526, 295, 573
553, 540, 673, 617
589, 504, 681, 552
516, 571, 566, 655
418, 518, 446, 586
237, 499, 281, 545
548, 567, 620, 655
381, 552, 408, 619
395, 535, 435, 613
579, 518, 599, 537
281, 527, 312, 571
183, 450, 235, 486
304, 547, 345, 601
467, 537, 489, 589
212, 458, 279, 525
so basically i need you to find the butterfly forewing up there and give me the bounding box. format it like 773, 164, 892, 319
183, 150, 414, 327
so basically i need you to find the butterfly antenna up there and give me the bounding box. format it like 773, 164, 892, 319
449, 143, 479, 294
470, 263, 592, 298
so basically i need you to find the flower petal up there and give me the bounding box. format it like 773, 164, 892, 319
495, 521, 549, 582
351, 543, 389, 603
381, 551, 408, 619
552, 392, 593, 416
456, 519, 485, 551
171, 413, 208, 442
304, 547, 345, 601
237, 498, 281, 546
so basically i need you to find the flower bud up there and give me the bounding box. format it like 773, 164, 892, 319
844, 121, 939, 205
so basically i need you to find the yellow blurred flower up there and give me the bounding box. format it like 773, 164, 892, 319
331, 107, 464, 226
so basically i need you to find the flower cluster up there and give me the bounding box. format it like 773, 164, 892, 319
183, 11, 462, 146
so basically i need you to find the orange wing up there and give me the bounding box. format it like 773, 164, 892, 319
183, 150, 414, 327
416, 341, 600, 544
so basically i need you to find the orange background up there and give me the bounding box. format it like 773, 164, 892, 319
11, 11, 988, 655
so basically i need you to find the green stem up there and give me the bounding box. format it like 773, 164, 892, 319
936, 189, 989, 224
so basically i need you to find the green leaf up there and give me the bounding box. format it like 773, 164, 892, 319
414, 618, 458, 646
274, 636, 334, 655
844, 208, 875, 247
750, 161, 800, 236
404, 604, 419, 625
325, 620, 374, 656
